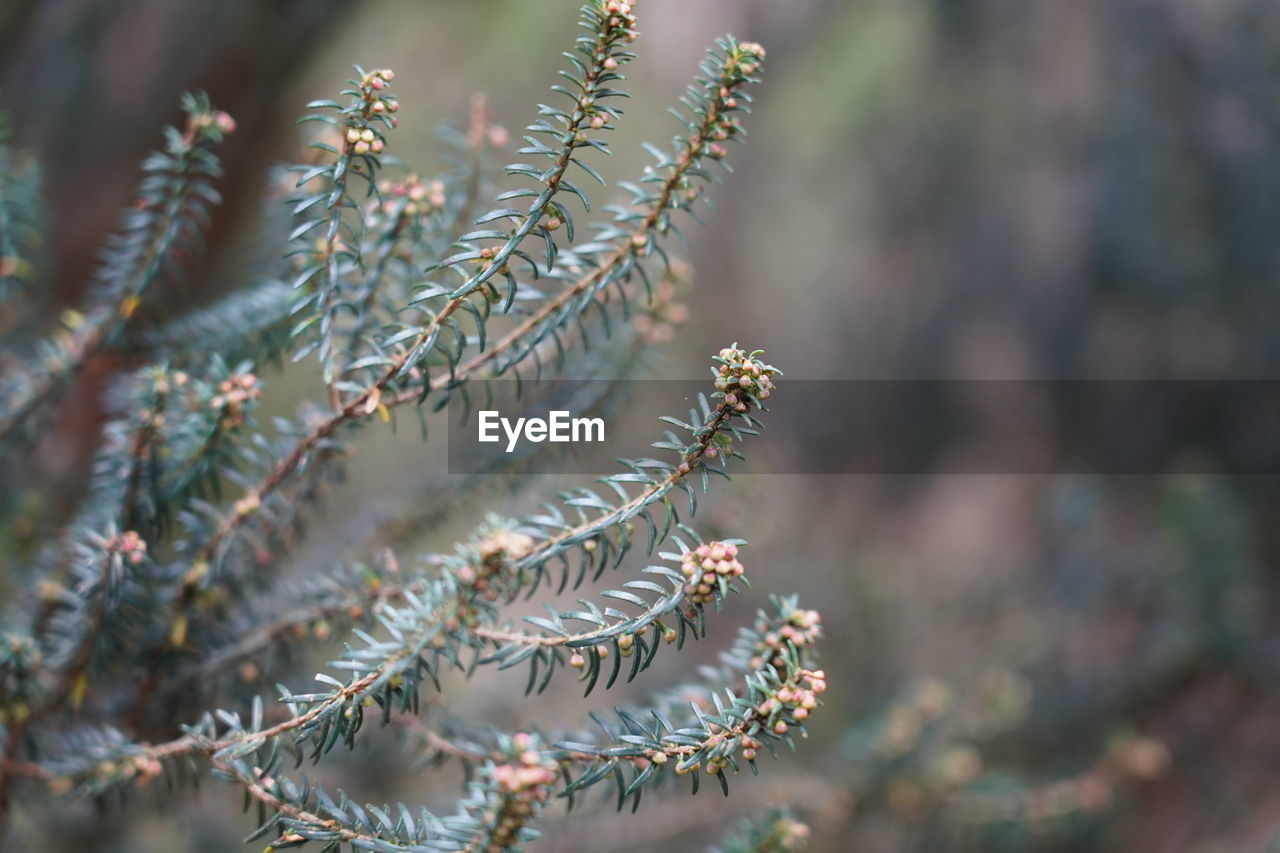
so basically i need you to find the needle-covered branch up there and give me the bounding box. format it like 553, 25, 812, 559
0, 93, 233, 442
0, 5, 818, 850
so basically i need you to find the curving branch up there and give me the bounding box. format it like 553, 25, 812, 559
0, 94, 233, 441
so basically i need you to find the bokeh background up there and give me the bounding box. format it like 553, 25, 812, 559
3, 0, 1280, 850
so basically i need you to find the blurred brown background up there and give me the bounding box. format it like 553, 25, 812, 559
4, 0, 1280, 851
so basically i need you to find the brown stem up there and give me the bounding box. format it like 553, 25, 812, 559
212, 759, 366, 848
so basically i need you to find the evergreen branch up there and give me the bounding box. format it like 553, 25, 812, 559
156, 363, 263, 511
125, 401, 347, 718
549, 595, 824, 802
287, 67, 399, 401
0, 633, 40, 732
0, 125, 43, 303
213, 758, 373, 849
207, 732, 561, 851
707, 810, 811, 853
336, 0, 639, 403
20, 347, 779, 799
0, 11, 810, 850
30, 595, 820, 848
429, 0, 638, 300
408, 596, 826, 808
129, 279, 295, 367
115, 373, 170, 537
346, 346, 776, 697
339, 194, 410, 374
164, 2, 644, 626
424, 37, 767, 389
167, 342, 755, 700
498, 347, 777, 594
340, 265, 684, 558
0, 94, 234, 442
22, 368, 188, 704
0, 529, 150, 811
473, 540, 747, 696
36, 570, 478, 794
0, 370, 171, 761
337, 95, 502, 385
161, 31, 764, 634
171, 557, 417, 690
39, 531, 150, 712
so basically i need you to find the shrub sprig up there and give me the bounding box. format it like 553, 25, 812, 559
0, 4, 819, 850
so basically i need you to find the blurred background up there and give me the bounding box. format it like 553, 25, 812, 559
3, 0, 1280, 850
